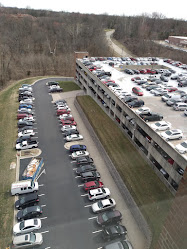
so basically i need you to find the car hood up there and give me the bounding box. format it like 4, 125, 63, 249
17, 210, 23, 219
13, 223, 21, 234
92, 202, 99, 211
16, 144, 21, 149
175, 144, 186, 153
15, 199, 21, 208
35, 233, 43, 244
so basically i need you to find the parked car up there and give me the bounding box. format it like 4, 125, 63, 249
18, 126, 34, 133
17, 113, 33, 120
166, 99, 182, 106
61, 120, 77, 126
140, 112, 163, 122
97, 210, 122, 226
173, 102, 187, 111
13, 218, 41, 235
76, 156, 94, 166
16, 140, 38, 150
12, 232, 43, 248
76, 164, 96, 175
178, 81, 187, 87
18, 129, 35, 138
161, 129, 183, 141
102, 224, 127, 241
64, 129, 79, 136
61, 125, 77, 132
88, 188, 110, 201
135, 107, 150, 115
47, 81, 59, 86
17, 206, 42, 221
160, 75, 169, 82
132, 87, 143, 96
80, 171, 101, 182
56, 109, 70, 116
92, 198, 116, 213
17, 121, 33, 128
152, 88, 168, 96
66, 134, 83, 142
21, 116, 35, 122
49, 87, 63, 93
151, 121, 171, 131
102, 240, 133, 249
15, 193, 39, 210
19, 104, 33, 109
20, 99, 33, 105
167, 87, 178, 92
128, 99, 144, 108
69, 144, 86, 153
16, 136, 34, 145
122, 96, 138, 103
184, 109, 187, 116
124, 69, 134, 75
175, 141, 187, 154
84, 180, 104, 191
71, 150, 89, 159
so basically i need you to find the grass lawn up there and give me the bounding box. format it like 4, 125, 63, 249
0, 76, 46, 249
58, 81, 80, 92
77, 95, 173, 248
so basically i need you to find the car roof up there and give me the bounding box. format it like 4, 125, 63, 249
89, 188, 102, 194
21, 192, 38, 201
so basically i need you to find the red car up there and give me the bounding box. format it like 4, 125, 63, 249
17, 114, 33, 120
140, 69, 147, 74
131, 76, 141, 81
132, 87, 143, 96
83, 180, 104, 191
146, 69, 157, 74
61, 120, 77, 126
103, 80, 115, 84
167, 87, 178, 92
56, 109, 71, 116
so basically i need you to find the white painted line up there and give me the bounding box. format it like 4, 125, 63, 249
68, 155, 72, 156
75, 176, 81, 178
38, 194, 45, 197
45, 247, 51, 249
81, 194, 88, 197
73, 168, 77, 171
41, 230, 49, 234
39, 184, 44, 187
78, 184, 84, 187
97, 247, 102, 249
40, 217, 48, 220
92, 230, 102, 234
84, 204, 92, 208
88, 216, 97, 220
41, 205, 46, 207
71, 161, 76, 163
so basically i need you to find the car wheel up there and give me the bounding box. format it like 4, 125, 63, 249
145, 119, 149, 123
179, 136, 182, 140
166, 138, 170, 141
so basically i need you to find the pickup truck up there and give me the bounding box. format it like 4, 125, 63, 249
16, 140, 38, 150
140, 112, 163, 122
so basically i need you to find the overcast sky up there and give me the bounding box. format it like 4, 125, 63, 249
0, 0, 187, 20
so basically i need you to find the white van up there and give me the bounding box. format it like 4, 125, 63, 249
11, 180, 39, 196
173, 102, 187, 111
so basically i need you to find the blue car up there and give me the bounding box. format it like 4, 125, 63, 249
19, 104, 33, 109
69, 144, 87, 153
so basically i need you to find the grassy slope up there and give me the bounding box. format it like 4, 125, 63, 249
58, 81, 80, 92
77, 95, 173, 248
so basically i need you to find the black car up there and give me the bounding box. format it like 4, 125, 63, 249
80, 171, 100, 182
18, 125, 34, 132
97, 72, 112, 78
146, 85, 159, 91
17, 205, 42, 221
54, 99, 66, 105
102, 224, 127, 241
76, 164, 96, 175
140, 112, 163, 122
15, 193, 39, 210
49, 87, 63, 93
123, 96, 138, 103
97, 210, 122, 226
124, 69, 134, 75
17, 121, 33, 128
76, 156, 94, 166
178, 81, 187, 87
47, 81, 59, 86
160, 75, 169, 82
128, 99, 144, 108
16, 136, 34, 144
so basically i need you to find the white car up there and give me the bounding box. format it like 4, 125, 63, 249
66, 134, 83, 142
18, 129, 35, 137
19, 99, 33, 104
135, 107, 150, 115
161, 129, 183, 141
151, 121, 171, 131
61, 125, 77, 132
21, 117, 35, 122
184, 109, 187, 116
13, 232, 43, 248
16, 140, 38, 150
92, 198, 116, 213
57, 106, 71, 111
115, 91, 129, 96
88, 188, 110, 201
71, 150, 89, 159
13, 218, 41, 235
59, 114, 72, 119
175, 141, 187, 154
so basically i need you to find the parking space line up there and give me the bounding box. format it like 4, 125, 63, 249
84, 204, 92, 208
75, 176, 81, 178
88, 216, 97, 220
45, 247, 51, 249
38, 194, 45, 197
97, 247, 102, 249
41, 230, 49, 234
71, 161, 76, 163
92, 230, 102, 234
41, 204, 46, 207
73, 168, 77, 170
81, 194, 88, 197
39, 184, 44, 187
40, 217, 48, 220
78, 184, 84, 187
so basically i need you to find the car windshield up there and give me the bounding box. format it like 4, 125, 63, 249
98, 201, 103, 208
121, 240, 129, 249
19, 221, 25, 230
165, 131, 172, 135
155, 123, 161, 127
181, 142, 187, 148
20, 197, 26, 204
102, 213, 109, 221
23, 208, 28, 216
30, 233, 36, 243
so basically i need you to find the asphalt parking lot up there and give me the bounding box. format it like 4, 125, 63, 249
16, 78, 148, 249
